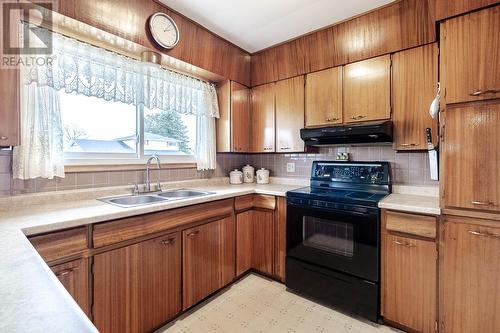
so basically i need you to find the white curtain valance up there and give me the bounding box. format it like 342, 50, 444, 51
26, 25, 219, 118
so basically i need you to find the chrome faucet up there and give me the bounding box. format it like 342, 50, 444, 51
145, 155, 162, 192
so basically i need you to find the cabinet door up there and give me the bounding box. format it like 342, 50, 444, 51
274, 197, 287, 282
250, 83, 275, 152
231, 81, 250, 152
93, 233, 182, 333
382, 234, 437, 333
275, 76, 305, 152
0, 68, 20, 146
252, 210, 274, 275
392, 44, 438, 150
441, 220, 500, 333
183, 217, 235, 310
344, 55, 391, 123
441, 6, 500, 104
216, 80, 231, 152
443, 102, 499, 212
305, 67, 343, 127
51, 258, 90, 317
236, 210, 253, 276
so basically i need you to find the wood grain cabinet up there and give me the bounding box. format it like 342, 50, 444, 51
392, 44, 438, 150
50, 258, 90, 317
440, 217, 500, 333
93, 233, 182, 333
442, 102, 499, 213
216, 80, 250, 152
0, 68, 20, 147
381, 210, 438, 333
183, 216, 235, 310
344, 55, 391, 123
440, 6, 500, 104
250, 83, 275, 152
275, 76, 305, 152
305, 66, 343, 127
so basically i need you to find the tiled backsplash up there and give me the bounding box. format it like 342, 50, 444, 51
0, 146, 437, 196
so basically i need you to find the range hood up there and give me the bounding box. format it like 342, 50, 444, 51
301, 120, 393, 146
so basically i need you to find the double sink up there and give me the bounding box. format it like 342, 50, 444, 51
99, 189, 215, 208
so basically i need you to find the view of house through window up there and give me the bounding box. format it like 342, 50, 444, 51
59, 91, 196, 160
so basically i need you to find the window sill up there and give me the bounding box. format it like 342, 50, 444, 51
64, 163, 197, 173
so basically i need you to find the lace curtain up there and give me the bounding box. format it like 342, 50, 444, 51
12, 81, 65, 180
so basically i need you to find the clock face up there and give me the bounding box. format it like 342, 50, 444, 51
149, 13, 180, 49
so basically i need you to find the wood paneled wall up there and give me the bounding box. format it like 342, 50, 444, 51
250, 0, 437, 86
56, 0, 250, 86
435, 0, 499, 21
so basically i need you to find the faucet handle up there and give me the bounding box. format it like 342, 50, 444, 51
133, 184, 140, 195
157, 181, 162, 192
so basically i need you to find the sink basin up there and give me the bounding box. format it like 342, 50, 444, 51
103, 195, 168, 207
157, 189, 213, 199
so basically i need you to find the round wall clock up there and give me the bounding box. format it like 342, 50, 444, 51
149, 13, 180, 49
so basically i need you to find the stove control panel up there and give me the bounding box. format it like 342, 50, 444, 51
311, 161, 390, 185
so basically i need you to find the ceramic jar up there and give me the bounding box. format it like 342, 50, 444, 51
256, 168, 270, 184
229, 170, 243, 184
242, 164, 255, 183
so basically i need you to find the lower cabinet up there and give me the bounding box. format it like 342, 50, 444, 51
236, 209, 274, 276
183, 216, 235, 310
440, 217, 500, 333
381, 210, 438, 333
93, 232, 182, 333
50, 258, 90, 317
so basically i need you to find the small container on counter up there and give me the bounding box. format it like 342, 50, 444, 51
229, 169, 243, 184
242, 164, 255, 183
256, 168, 270, 184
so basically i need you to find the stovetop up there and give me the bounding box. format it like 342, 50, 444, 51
286, 161, 391, 207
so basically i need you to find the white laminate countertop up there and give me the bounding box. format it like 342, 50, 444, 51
0, 177, 307, 333
378, 185, 441, 215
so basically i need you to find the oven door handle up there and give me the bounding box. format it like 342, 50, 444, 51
289, 203, 377, 218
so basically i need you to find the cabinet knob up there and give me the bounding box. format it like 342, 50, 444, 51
186, 230, 199, 238
161, 238, 176, 246
0, 136, 7, 140
400, 143, 420, 147
394, 240, 416, 248
350, 115, 366, 120
55, 267, 77, 277
280, 147, 291, 150
469, 89, 500, 96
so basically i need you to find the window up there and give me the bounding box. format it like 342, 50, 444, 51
60, 91, 197, 164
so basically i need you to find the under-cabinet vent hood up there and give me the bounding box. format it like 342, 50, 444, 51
300, 121, 393, 146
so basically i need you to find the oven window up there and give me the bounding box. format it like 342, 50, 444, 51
302, 217, 354, 257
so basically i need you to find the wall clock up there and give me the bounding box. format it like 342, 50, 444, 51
149, 13, 180, 49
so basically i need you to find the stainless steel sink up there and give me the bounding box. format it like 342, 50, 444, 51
100, 195, 169, 208
157, 189, 213, 199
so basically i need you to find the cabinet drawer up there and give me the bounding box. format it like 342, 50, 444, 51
385, 211, 437, 239
29, 227, 88, 262
235, 194, 276, 212
93, 199, 234, 248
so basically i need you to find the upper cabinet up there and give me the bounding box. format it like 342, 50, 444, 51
344, 55, 391, 123
250, 83, 276, 153
275, 76, 305, 152
305, 67, 343, 127
0, 68, 20, 147
442, 102, 499, 213
440, 6, 500, 104
216, 81, 250, 152
392, 44, 438, 150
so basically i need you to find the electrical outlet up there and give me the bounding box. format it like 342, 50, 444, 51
286, 162, 295, 173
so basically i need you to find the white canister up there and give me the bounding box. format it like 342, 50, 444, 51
242, 164, 255, 183
229, 169, 243, 184
256, 168, 270, 184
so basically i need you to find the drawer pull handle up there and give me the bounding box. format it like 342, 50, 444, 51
468, 230, 500, 239
400, 143, 420, 147
0, 136, 7, 140
394, 240, 416, 247
186, 230, 199, 238
350, 115, 367, 120
280, 147, 291, 150
470, 89, 500, 96
55, 268, 77, 277
326, 117, 340, 122
161, 238, 175, 246
471, 201, 495, 206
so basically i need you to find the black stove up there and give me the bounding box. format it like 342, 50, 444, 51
285, 161, 391, 322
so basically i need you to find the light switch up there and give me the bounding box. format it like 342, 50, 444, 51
286, 162, 295, 173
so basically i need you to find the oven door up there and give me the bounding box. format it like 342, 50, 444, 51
287, 200, 379, 282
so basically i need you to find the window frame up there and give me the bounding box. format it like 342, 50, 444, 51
62, 97, 197, 166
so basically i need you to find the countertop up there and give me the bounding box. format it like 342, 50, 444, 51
0, 178, 307, 333
378, 185, 440, 215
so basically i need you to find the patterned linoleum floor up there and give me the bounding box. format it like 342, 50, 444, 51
157, 274, 402, 333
